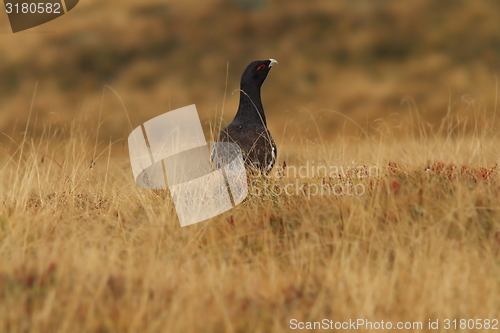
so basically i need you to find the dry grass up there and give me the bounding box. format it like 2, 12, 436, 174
0, 101, 499, 333
1, 1, 500, 331
1, 0, 500, 139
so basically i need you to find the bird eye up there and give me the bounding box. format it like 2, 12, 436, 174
257, 64, 266, 71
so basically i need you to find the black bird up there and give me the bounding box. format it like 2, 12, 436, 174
215, 59, 278, 176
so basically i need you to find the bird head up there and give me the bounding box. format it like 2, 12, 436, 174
240, 59, 278, 88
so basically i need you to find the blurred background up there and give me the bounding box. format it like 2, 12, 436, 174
0, 0, 500, 147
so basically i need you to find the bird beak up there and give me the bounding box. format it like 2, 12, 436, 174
269, 59, 278, 67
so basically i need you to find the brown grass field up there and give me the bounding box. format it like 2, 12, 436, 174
1, 99, 500, 332
1, 0, 500, 332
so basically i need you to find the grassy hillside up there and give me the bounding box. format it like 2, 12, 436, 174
1, 0, 500, 331
0, 108, 499, 332
0, 0, 500, 142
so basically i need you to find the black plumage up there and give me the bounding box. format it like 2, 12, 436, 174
215, 59, 278, 176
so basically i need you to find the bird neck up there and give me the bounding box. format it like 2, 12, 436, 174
233, 83, 267, 127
